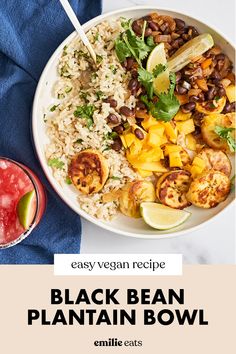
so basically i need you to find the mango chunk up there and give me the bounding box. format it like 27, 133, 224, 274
176, 119, 195, 135
120, 135, 127, 149
225, 85, 236, 103
185, 133, 197, 151
191, 165, 204, 178
192, 156, 206, 169
162, 122, 177, 143
142, 116, 158, 131
147, 132, 162, 147
148, 124, 165, 135
136, 169, 153, 177
165, 144, 182, 155
169, 151, 183, 168
124, 133, 135, 148
131, 161, 168, 172
174, 111, 192, 121
129, 138, 143, 155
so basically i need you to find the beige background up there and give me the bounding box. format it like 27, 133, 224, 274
0, 265, 235, 353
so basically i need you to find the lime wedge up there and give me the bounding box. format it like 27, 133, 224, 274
17, 190, 36, 230
168, 33, 214, 72
140, 202, 191, 230
146, 43, 170, 94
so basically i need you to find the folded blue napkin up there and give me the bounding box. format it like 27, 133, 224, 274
0, 0, 102, 264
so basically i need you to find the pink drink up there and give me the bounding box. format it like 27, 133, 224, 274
0, 158, 46, 248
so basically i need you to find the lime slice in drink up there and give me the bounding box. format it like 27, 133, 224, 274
168, 33, 214, 73
146, 43, 170, 94
17, 190, 36, 230
140, 202, 191, 230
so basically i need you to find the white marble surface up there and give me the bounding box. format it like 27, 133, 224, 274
81, 0, 236, 263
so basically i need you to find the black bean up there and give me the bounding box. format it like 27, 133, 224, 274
111, 138, 122, 151
120, 106, 133, 116
142, 15, 152, 21
148, 21, 159, 31
230, 102, 236, 112
128, 78, 139, 91
145, 28, 152, 37
217, 60, 225, 71
126, 57, 135, 71
211, 78, 220, 85
207, 86, 217, 100
211, 70, 221, 80
175, 72, 182, 83
174, 18, 185, 30
192, 112, 204, 127
181, 102, 196, 113
134, 128, 144, 140
131, 70, 138, 79
171, 39, 180, 49
136, 101, 146, 110
103, 97, 117, 108
176, 85, 187, 95
223, 102, 232, 113
135, 118, 144, 125
113, 125, 124, 134
217, 87, 226, 97
216, 53, 225, 61
107, 113, 119, 124
132, 21, 142, 35
188, 26, 199, 37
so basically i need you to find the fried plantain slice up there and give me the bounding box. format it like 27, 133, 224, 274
156, 170, 192, 209
186, 170, 230, 208
196, 147, 231, 177
69, 149, 109, 194
201, 112, 235, 152
119, 180, 156, 218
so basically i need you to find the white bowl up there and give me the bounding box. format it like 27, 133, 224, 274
32, 6, 235, 239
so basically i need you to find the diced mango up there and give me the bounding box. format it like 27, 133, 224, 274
131, 161, 168, 172
192, 157, 206, 169
165, 144, 182, 155
176, 119, 195, 135
120, 135, 127, 149
161, 135, 168, 145
136, 169, 153, 177
139, 147, 163, 162
162, 122, 177, 143
185, 133, 197, 151
174, 111, 192, 121
129, 138, 143, 155
148, 124, 165, 135
169, 151, 183, 168
191, 165, 204, 178
141, 116, 158, 131
225, 85, 236, 103
147, 132, 162, 147
124, 133, 135, 147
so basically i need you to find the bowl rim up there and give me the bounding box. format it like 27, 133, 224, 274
32, 5, 235, 239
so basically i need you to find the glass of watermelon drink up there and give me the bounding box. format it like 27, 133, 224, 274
0, 157, 46, 249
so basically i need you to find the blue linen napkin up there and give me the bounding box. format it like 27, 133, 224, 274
0, 0, 102, 264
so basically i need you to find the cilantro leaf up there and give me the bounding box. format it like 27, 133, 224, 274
146, 36, 155, 48
65, 176, 72, 185
215, 126, 236, 152
152, 64, 167, 78
48, 158, 64, 169
74, 105, 95, 128
115, 38, 131, 62
115, 19, 153, 67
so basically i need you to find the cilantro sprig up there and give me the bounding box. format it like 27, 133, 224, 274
138, 64, 167, 99
141, 72, 180, 122
214, 126, 236, 152
74, 105, 95, 129
115, 20, 153, 67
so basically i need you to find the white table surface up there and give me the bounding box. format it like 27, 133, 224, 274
81, 0, 236, 264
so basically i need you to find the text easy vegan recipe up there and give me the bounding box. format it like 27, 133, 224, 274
44, 12, 235, 229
